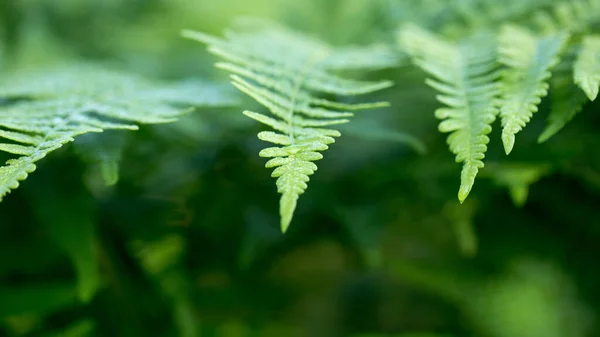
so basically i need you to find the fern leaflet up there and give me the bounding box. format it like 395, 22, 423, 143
539, 72, 588, 142
444, 0, 555, 37
0, 65, 234, 201
498, 25, 568, 154
398, 24, 500, 202
183, 20, 392, 232
532, 0, 600, 34
483, 162, 552, 207
574, 35, 600, 101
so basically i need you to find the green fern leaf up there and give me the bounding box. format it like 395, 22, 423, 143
183, 20, 392, 232
74, 131, 127, 187
483, 162, 552, 207
444, 199, 478, 257
498, 25, 568, 154
398, 24, 500, 202
538, 72, 588, 142
320, 44, 402, 71
0, 283, 77, 317
0, 65, 233, 201
574, 35, 600, 101
45, 320, 95, 337
33, 194, 100, 303
444, 0, 555, 37
532, 0, 600, 34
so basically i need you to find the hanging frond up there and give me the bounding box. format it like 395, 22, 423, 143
498, 25, 568, 154
398, 24, 500, 202
183, 20, 392, 232
574, 35, 600, 101
443, 199, 478, 257
539, 72, 588, 142
74, 131, 127, 187
483, 162, 552, 207
0, 65, 235, 201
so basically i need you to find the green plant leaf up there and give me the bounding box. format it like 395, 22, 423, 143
0, 64, 235, 201
74, 131, 127, 186
43, 319, 95, 337
444, 200, 478, 257
538, 72, 588, 142
184, 19, 392, 232
498, 25, 568, 154
0, 283, 77, 317
532, 0, 600, 34
398, 24, 500, 202
483, 163, 552, 207
39, 203, 100, 303
574, 35, 600, 101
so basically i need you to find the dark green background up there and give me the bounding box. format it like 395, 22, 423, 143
0, 1, 598, 336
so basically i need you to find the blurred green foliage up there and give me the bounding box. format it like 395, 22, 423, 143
0, 1, 599, 337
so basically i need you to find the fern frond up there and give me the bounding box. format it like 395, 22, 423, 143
532, 0, 600, 34
74, 131, 127, 187
320, 44, 402, 71
498, 25, 568, 154
183, 20, 392, 232
483, 162, 552, 207
0, 65, 233, 201
539, 72, 588, 142
444, 0, 555, 37
574, 35, 600, 101
384, 0, 456, 31
398, 24, 500, 202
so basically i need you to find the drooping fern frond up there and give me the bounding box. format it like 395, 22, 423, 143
538, 71, 588, 142
521, 1, 600, 142
398, 24, 500, 202
574, 35, 600, 101
483, 162, 552, 207
74, 131, 127, 187
498, 25, 568, 154
0, 65, 235, 201
183, 19, 392, 232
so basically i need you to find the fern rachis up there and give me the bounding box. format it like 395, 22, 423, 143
183, 20, 392, 231
498, 25, 568, 154
538, 69, 589, 142
398, 24, 500, 202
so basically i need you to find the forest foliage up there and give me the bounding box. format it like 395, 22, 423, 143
0, 1, 599, 337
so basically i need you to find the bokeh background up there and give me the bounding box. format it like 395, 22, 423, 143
0, 0, 599, 336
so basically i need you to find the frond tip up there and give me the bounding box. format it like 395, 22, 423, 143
398, 24, 500, 202
498, 25, 568, 154
254, 123, 335, 233
574, 35, 600, 101
184, 20, 393, 231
